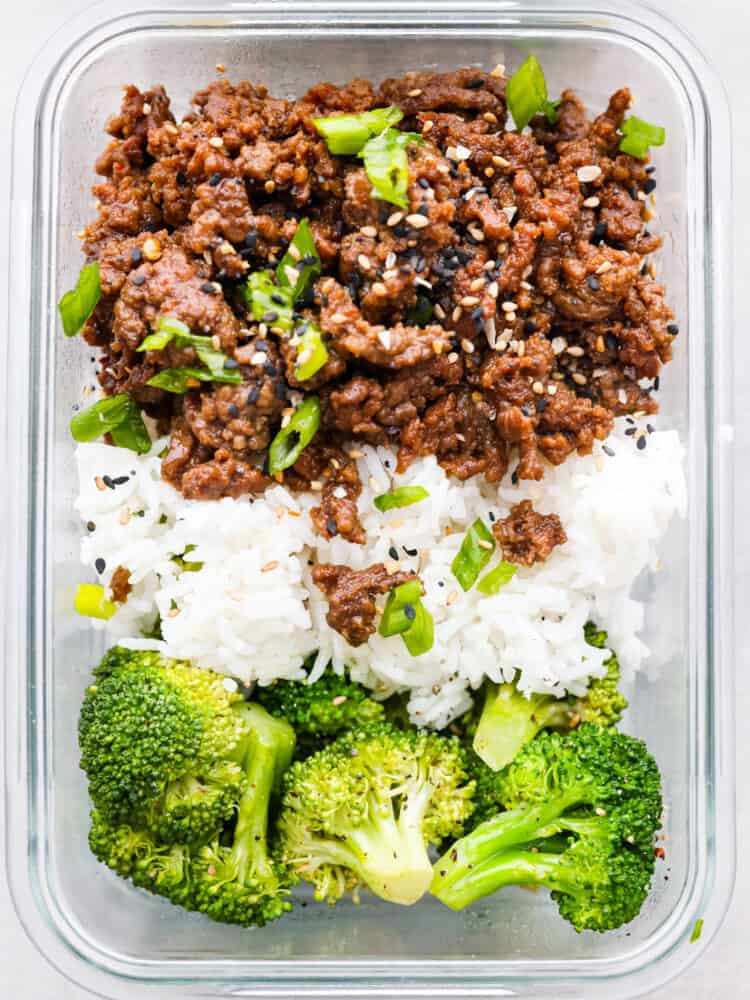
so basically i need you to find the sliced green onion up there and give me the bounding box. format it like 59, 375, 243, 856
408, 294, 434, 327
146, 366, 242, 393
451, 518, 496, 591
689, 918, 704, 944
477, 560, 517, 595
277, 219, 321, 301
70, 394, 151, 454
74, 583, 117, 620
313, 106, 404, 155
619, 116, 666, 159
506, 55, 559, 131
138, 315, 235, 379
245, 270, 295, 331
171, 544, 204, 573
401, 600, 434, 656
295, 323, 329, 381
359, 128, 423, 209
373, 486, 429, 513
379, 579, 424, 637
268, 395, 321, 474
59, 262, 101, 337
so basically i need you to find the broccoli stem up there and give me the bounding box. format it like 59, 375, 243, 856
431, 791, 583, 899
433, 848, 575, 911
473, 683, 565, 771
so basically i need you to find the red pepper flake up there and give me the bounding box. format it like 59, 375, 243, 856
654, 846, 666, 860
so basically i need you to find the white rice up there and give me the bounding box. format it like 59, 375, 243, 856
74, 422, 686, 729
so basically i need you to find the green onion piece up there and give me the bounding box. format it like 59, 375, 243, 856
268, 395, 321, 474
70, 394, 151, 454
619, 116, 666, 159
59, 262, 101, 337
74, 583, 117, 620
373, 486, 430, 513
379, 579, 424, 637
137, 315, 190, 352
408, 294, 434, 327
401, 600, 434, 656
313, 106, 404, 155
689, 918, 704, 944
171, 544, 204, 572
295, 323, 329, 381
138, 315, 235, 380
277, 219, 321, 301
146, 366, 242, 393
477, 560, 517, 595
244, 270, 295, 331
451, 518, 496, 591
506, 55, 559, 131
359, 128, 423, 209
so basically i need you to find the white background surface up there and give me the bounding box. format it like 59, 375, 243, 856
0, 1, 747, 996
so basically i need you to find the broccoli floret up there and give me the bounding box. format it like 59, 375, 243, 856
255, 666, 384, 756
79, 647, 250, 845
191, 704, 296, 927
275, 723, 476, 906
472, 624, 627, 771
431, 725, 662, 932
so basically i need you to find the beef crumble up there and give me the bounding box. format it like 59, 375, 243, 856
492, 500, 567, 566
78, 68, 674, 514
312, 563, 418, 646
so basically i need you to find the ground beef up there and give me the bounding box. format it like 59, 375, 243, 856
312, 563, 418, 646
78, 69, 676, 517
493, 500, 567, 565
109, 566, 133, 603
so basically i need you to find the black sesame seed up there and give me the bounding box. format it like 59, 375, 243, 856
223, 358, 239, 370
653, 376, 660, 391
244, 231, 258, 248
132, 273, 146, 286
646, 165, 656, 174
511, 470, 519, 485
112, 475, 130, 486
587, 275, 600, 291
641, 262, 649, 276
637, 435, 647, 450
605, 333, 618, 351
94, 557, 106, 574
176, 171, 187, 185
301, 254, 317, 267
247, 387, 260, 404
488, 511, 496, 522
630, 185, 639, 200
667, 323, 679, 335
418, 203, 429, 216
262, 311, 279, 324
393, 224, 409, 238
626, 416, 635, 424
592, 221, 608, 245
535, 398, 548, 413
404, 603, 417, 621
263, 362, 278, 376
101, 475, 115, 490
271, 293, 286, 306
467, 77, 484, 89
438, 580, 445, 587
228, 403, 240, 418
625, 426, 636, 436
388, 546, 399, 560
643, 178, 657, 195
274, 382, 287, 400
209, 172, 223, 186
418, 177, 430, 189
403, 546, 418, 557
524, 319, 537, 334
143, 219, 159, 233
520, 405, 532, 417
456, 249, 472, 265
610, 240, 628, 251
602, 445, 615, 457
326, 518, 338, 536
647, 423, 655, 434
255, 341, 269, 353
201, 281, 217, 293
86, 521, 96, 532
130, 248, 142, 264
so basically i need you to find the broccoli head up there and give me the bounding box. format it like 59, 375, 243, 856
79, 647, 249, 845
255, 666, 384, 756
431, 725, 662, 932
275, 723, 476, 906
471, 623, 628, 772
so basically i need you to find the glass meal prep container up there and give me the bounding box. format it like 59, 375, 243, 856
3, 0, 735, 996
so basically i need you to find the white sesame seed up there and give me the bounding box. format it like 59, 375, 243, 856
467, 225, 485, 241
500, 300, 516, 313
618, 388, 628, 405
377, 329, 392, 350
164, 122, 179, 135
595, 261, 612, 275
358, 253, 371, 271
447, 351, 459, 363
309, 480, 323, 492
566, 345, 585, 357
452, 306, 463, 322
490, 63, 506, 77
492, 154, 511, 167
261, 560, 279, 572
222, 677, 238, 692
477, 539, 493, 550
361, 225, 378, 238
371, 281, 388, 296
211, 334, 221, 350
405, 213, 430, 229
250, 351, 266, 365
332, 486, 347, 499
434, 303, 446, 320
296, 348, 312, 365
407, 88, 423, 97
577, 164, 602, 183
461, 338, 475, 353
484, 315, 497, 348
582, 195, 600, 208
532, 380, 544, 395
547, 383, 558, 396
551, 336, 567, 355
455, 144, 472, 160
446, 589, 459, 606
470, 277, 485, 292
385, 251, 397, 269
142, 102, 152, 114
284, 265, 300, 286
487, 281, 499, 299
503, 205, 517, 223
415, 277, 432, 290
517, 340, 525, 357
460, 296, 480, 307
422, 119, 434, 134
387, 211, 404, 226
572, 372, 587, 385
637, 190, 647, 202
208, 136, 224, 148
455, 433, 466, 442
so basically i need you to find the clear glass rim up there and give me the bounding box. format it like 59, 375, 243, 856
3, 0, 735, 996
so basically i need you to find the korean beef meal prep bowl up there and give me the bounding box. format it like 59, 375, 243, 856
4, 1, 734, 997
